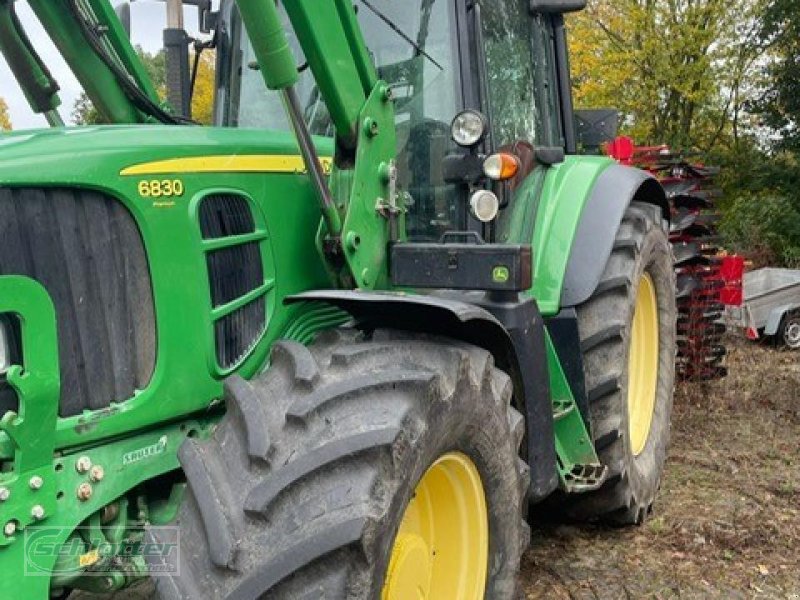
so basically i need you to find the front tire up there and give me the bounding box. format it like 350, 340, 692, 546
151, 328, 529, 599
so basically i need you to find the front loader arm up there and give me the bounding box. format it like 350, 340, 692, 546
0, 0, 62, 125
236, 0, 398, 290
1, 0, 165, 125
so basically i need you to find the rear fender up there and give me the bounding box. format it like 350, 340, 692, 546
560, 164, 668, 308
518, 157, 667, 315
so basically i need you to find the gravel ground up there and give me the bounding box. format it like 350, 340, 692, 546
522, 338, 800, 599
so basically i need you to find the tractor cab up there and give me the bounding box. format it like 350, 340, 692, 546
213, 0, 578, 243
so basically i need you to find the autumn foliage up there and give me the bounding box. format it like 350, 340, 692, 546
0, 97, 11, 131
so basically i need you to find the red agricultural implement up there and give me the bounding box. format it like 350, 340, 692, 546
606, 137, 743, 381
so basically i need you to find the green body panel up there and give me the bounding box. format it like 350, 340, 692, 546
0, 126, 334, 462
0, 126, 342, 575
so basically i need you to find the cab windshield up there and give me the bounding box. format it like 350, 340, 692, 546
217, 0, 463, 240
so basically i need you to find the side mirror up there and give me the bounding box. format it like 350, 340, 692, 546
574, 109, 620, 153
530, 0, 587, 14
114, 2, 131, 38
197, 0, 218, 34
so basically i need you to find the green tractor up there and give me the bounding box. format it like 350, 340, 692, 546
0, 0, 676, 597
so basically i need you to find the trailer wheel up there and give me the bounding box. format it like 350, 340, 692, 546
779, 311, 800, 350
149, 329, 528, 599
565, 202, 676, 525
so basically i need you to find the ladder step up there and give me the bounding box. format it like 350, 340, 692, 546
562, 463, 608, 493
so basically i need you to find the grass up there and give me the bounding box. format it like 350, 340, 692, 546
522, 337, 800, 599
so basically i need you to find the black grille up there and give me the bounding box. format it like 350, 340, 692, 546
207, 242, 264, 307
0, 187, 156, 418
199, 194, 266, 369
199, 194, 256, 239
215, 296, 266, 369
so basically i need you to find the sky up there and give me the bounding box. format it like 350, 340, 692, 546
0, 2, 206, 129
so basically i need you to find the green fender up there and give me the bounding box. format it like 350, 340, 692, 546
502, 155, 667, 316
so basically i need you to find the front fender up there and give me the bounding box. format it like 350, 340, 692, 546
286, 289, 560, 500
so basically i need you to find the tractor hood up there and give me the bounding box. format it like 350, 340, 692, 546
0, 125, 330, 186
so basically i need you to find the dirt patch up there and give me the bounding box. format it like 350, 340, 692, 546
522, 338, 800, 599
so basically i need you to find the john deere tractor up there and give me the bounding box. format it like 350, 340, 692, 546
0, 0, 676, 597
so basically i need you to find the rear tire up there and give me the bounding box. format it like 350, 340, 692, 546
565, 202, 676, 525
150, 328, 529, 599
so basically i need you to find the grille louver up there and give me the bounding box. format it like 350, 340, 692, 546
199, 194, 267, 369
207, 243, 264, 307
199, 194, 255, 239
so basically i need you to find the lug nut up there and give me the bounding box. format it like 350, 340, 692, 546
75, 456, 92, 474
29, 476, 44, 490
3, 521, 16, 537
0, 487, 9, 502
31, 505, 45, 520
77, 483, 93, 502
89, 465, 104, 483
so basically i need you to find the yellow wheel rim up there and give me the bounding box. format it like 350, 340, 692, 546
628, 273, 660, 457
382, 452, 488, 600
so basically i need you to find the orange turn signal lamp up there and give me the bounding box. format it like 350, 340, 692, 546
483, 153, 520, 181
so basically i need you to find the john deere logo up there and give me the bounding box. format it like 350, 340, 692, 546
492, 266, 510, 283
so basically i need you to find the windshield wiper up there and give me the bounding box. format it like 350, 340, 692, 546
358, 0, 443, 71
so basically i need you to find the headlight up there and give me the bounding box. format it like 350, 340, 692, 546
469, 190, 500, 223
451, 110, 488, 148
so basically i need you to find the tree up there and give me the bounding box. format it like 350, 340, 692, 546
71, 92, 104, 126
752, 0, 800, 151
568, 0, 765, 151
190, 50, 216, 125
72, 47, 167, 125
0, 97, 11, 131
72, 46, 215, 126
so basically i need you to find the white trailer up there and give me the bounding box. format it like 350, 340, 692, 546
728, 268, 800, 349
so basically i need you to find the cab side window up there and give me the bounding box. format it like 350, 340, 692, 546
479, 0, 541, 146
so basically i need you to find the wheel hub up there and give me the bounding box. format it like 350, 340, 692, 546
785, 320, 800, 349
628, 273, 660, 456
382, 452, 488, 600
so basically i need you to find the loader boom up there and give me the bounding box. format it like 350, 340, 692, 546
235, 0, 398, 289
